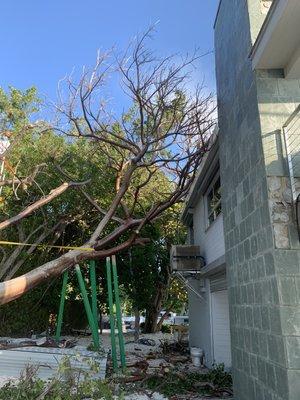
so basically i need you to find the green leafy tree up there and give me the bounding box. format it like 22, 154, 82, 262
118, 205, 188, 334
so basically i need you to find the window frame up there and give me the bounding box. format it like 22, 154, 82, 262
205, 172, 222, 228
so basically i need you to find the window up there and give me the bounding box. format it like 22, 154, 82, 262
206, 175, 222, 225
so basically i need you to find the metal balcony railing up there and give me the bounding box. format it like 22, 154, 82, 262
283, 105, 300, 203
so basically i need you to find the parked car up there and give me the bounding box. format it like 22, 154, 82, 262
174, 315, 189, 325
122, 316, 145, 330
159, 311, 176, 325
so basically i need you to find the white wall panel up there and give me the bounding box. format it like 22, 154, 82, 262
211, 290, 232, 368
192, 197, 225, 265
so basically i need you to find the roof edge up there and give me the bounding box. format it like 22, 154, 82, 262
181, 133, 219, 224
249, 0, 280, 60
213, 0, 223, 29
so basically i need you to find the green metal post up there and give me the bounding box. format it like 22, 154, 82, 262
75, 265, 99, 349
89, 260, 98, 328
111, 255, 126, 369
106, 257, 118, 371
55, 271, 69, 342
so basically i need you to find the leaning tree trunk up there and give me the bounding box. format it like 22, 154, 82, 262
0, 237, 138, 305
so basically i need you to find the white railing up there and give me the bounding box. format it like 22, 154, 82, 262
283, 105, 300, 203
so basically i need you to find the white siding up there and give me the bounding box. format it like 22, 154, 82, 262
188, 278, 213, 367
211, 290, 232, 368
186, 166, 228, 369
192, 196, 225, 265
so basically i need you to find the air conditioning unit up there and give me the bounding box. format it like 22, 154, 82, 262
170, 245, 205, 272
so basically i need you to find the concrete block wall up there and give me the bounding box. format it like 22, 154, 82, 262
215, 0, 300, 399
257, 69, 300, 400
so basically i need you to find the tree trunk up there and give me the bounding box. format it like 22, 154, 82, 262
156, 308, 172, 332
144, 281, 169, 333
134, 308, 140, 341
99, 310, 103, 335
144, 308, 160, 333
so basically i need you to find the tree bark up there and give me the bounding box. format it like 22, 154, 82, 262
144, 308, 160, 333
99, 310, 103, 335
144, 282, 168, 333
156, 308, 172, 332
134, 308, 140, 341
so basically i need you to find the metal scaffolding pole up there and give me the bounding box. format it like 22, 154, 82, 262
76, 265, 100, 349
106, 257, 118, 371
55, 271, 69, 342
111, 255, 126, 370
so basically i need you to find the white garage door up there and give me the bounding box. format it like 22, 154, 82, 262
211, 290, 231, 367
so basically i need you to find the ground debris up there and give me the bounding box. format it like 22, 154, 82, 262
107, 334, 233, 400
164, 355, 189, 364
159, 338, 189, 355
0, 336, 77, 350
127, 360, 149, 370
124, 393, 167, 400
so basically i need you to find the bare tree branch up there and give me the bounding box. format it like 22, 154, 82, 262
0, 180, 89, 231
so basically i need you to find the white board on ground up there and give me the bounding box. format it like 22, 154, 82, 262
0, 345, 107, 382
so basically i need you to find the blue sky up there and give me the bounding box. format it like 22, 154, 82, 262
0, 1, 219, 109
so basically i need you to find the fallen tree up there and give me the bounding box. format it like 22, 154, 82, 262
0, 29, 215, 305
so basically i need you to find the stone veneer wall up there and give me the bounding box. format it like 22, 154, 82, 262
215, 0, 300, 399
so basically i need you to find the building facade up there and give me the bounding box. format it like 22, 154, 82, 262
182, 136, 231, 368
215, 0, 300, 399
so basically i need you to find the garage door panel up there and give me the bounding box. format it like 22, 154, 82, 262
211, 290, 232, 368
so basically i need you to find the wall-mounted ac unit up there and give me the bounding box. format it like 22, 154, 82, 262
170, 245, 205, 272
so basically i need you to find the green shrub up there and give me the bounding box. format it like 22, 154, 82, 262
160, 324, 172, 333
207, 363, 232, 388
0, 363, 120, 400
146, 363, 233, 397
0, 378, 116, 400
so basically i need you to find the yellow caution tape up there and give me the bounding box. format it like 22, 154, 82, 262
0, 240, 94, 252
